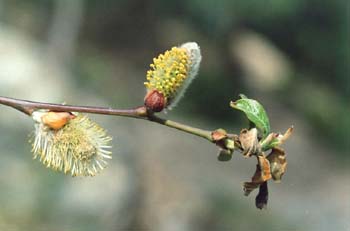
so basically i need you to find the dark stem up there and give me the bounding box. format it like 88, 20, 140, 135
0, 96, 146, 118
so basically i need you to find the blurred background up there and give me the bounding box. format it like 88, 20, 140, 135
0, 0, 349, 230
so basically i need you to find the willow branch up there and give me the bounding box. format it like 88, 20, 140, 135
0, 96, 143, 117
0, 96, 214, 142
147, 114, 213, 141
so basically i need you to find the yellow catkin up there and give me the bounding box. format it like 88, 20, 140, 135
144, 47, 190, 100
31, 113, 112, 177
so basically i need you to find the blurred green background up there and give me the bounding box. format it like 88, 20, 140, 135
0, 0, 349, 230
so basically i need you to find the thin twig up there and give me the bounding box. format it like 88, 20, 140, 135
0, 96, 215, 142
148, 113, 213, 141
0, 96, 145, 117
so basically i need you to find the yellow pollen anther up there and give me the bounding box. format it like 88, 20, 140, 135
144, 47, 190, 100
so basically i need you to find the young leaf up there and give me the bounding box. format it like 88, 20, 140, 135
230, 96, 271, 137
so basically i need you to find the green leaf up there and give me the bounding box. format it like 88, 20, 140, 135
230, 96, 271, 137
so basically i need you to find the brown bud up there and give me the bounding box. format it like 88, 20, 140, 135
144, 90, 167, 112
41, 112, 75, 130
212, 129, 227, 142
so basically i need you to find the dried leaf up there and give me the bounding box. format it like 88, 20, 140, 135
239, 128, 260, 157
255, 181, 268, 209
262, 126, 294, 150
257, 155, 272, 182
243, 155, 271, 196
267, 147, 287, 182
277, 126, 293, 146
243, 182, 260, 196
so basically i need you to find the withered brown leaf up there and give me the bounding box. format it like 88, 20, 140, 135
257, 155, 272, 181
277, 126, 293, 146
267, 147, 287, 182
256, 181, 268, 209
243, 181, 260, 196
243, 155, 271, 196
239, 128, 260, 157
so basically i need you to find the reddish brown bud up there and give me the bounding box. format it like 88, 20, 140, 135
144, 90, 167, 112
212, 129, 227, 142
